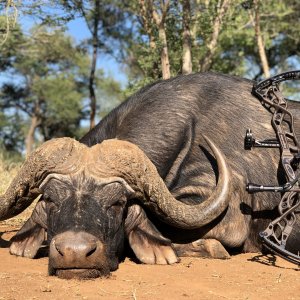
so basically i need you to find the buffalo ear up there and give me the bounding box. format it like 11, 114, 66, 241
10, 200, 47, 258
125, 204, 179, 265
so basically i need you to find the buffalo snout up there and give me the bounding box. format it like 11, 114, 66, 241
49, 231, 110, 279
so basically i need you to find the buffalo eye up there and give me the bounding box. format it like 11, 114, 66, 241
107, 199, 126, 214
43, 190, 62, 207
110, 199, 126, 208
43, 194, 57, 207
43, 193, 52, 202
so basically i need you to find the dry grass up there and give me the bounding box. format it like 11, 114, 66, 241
0, 153, 20, 194
0, 154, 37, 227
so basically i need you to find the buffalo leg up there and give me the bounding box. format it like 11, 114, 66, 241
125, 204, 179, 265
173, 239, 230, 259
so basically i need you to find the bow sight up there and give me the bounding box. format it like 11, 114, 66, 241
245, 70, 300, 264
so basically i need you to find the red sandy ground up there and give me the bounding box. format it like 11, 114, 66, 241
0, 224, 300, 300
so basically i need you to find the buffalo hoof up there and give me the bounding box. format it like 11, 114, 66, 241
128, 231, 179, 265
173, 239, 230, 259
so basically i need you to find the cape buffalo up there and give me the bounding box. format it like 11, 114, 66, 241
1, 72, 300, 279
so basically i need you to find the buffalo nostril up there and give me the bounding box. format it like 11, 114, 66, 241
53, 239, 98, 258
49, 232, 106, 275
86, 244, 97, 257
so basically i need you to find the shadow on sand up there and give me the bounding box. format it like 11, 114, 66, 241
248, 253, 300, 271
0, 230, 17, 248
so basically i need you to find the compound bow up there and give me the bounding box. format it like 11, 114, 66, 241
245, 70, 300, 264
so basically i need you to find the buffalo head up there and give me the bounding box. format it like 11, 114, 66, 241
0, 137, 232, 279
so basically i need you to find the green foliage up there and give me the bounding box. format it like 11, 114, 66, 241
34, 74, 84, 139
0, 24, 89, 151
203, 1, 252, 76
0, 112, 26, 152
96, 71, 124, 117
212, 0, 300, 78
123, 0, 300, 92
14, 26, 82, 76
0, 16, 25, 71
60, 0, 131, 56
1, 0, 300, 156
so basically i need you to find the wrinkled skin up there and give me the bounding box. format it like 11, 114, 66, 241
10, 174, 179, 279
44, 176, 129, 278
4, 72, 300, 279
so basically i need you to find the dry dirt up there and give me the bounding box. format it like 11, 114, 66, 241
1, 224, 300, 300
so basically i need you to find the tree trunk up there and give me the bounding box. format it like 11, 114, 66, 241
182, 0, 192, 74
89, 38, 98, 130
158, 25, 171, 79
25, 100, 41, 157
252, 0, 270, 78
89, 0, 100, 130
25, 115, 39, 157
199, 0, 231, 72
139, 0, 156, 50
138, 0, 159, 77
191, 0, 201, 46
153, 0, 171, 80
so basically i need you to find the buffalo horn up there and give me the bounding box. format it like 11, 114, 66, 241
0, 138, 79, 221
93, 137, 232, 229
140, 135, 232, 228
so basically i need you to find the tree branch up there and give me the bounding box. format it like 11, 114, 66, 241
199, 0, 231, 72
161, 0, 170, 24
249, 0, 270, 78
